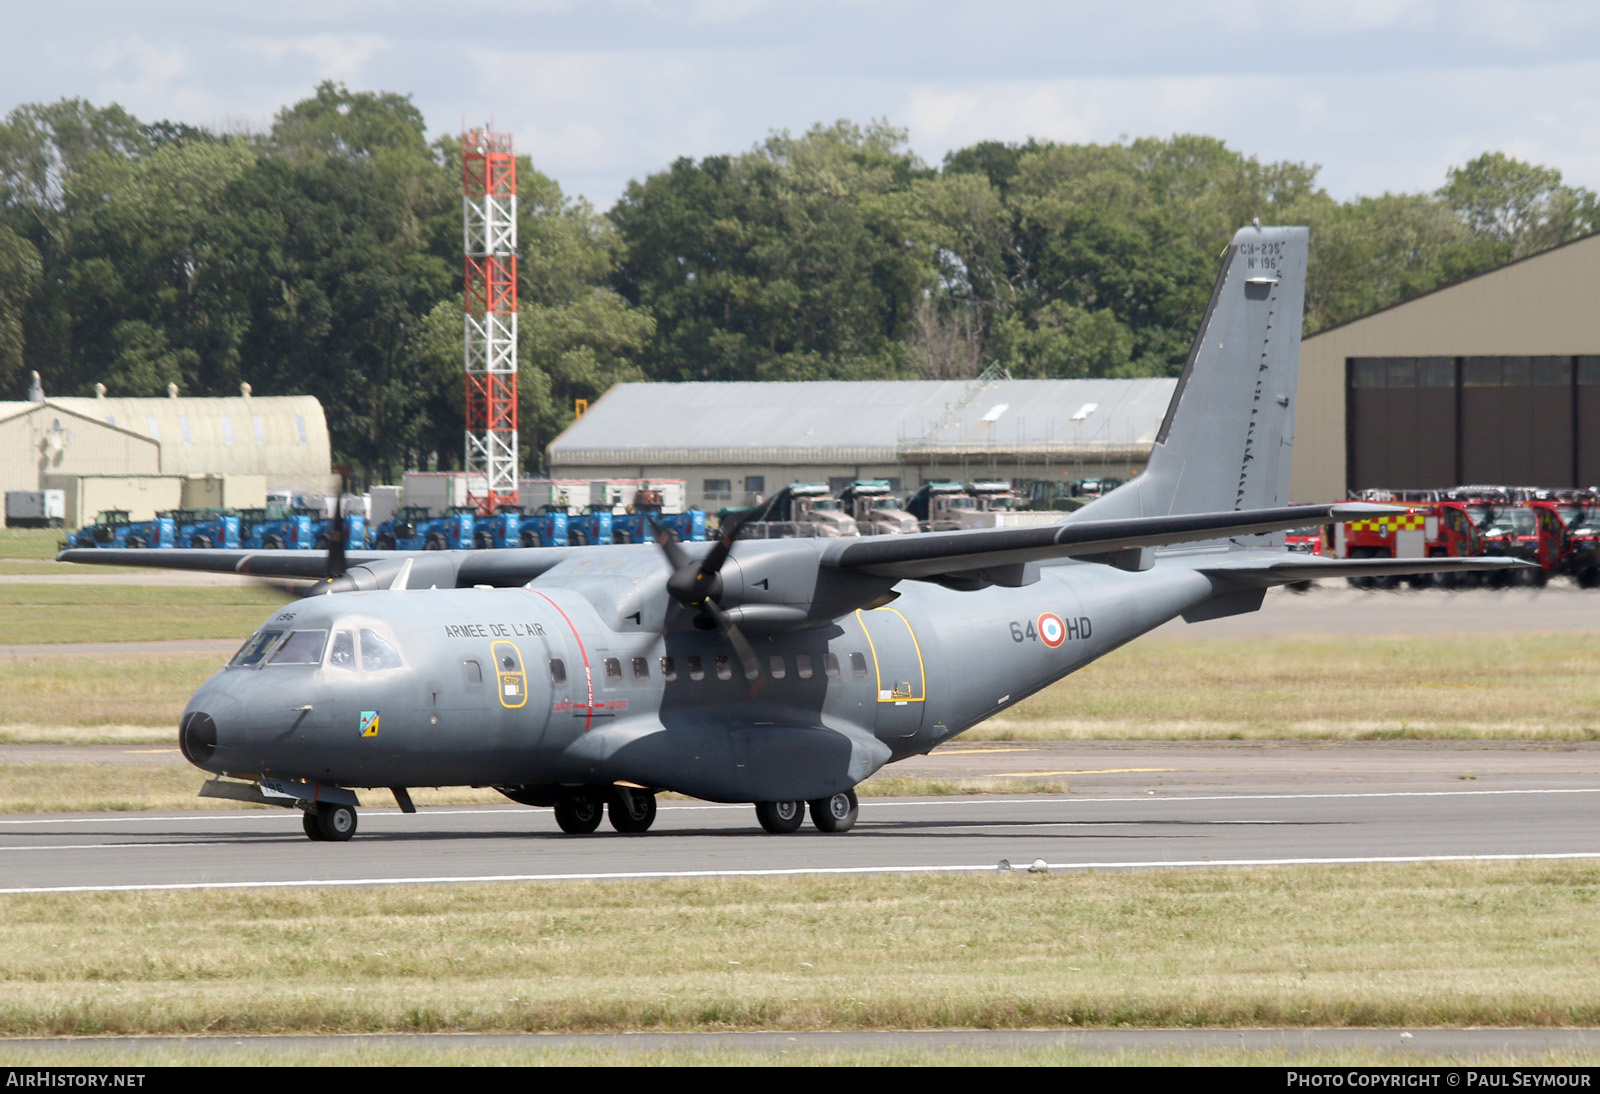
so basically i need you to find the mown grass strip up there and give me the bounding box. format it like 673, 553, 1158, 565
0, 862, 1596, 1035
0, 584, 282, 645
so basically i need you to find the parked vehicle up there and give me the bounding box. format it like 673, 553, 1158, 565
370, 506, 475, 550
837, 481, 917, 535
237, 506, 313, 550
518, 505, 571, 548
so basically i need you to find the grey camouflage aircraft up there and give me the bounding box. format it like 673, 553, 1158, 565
60, 225, 1522, 841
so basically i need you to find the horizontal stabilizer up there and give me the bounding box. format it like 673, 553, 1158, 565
825, 503, 1397, 580
1197, 554, 1534, 585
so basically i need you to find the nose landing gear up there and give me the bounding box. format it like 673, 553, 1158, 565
302, 802, 358, 842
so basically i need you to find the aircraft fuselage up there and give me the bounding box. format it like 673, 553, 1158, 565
180, 552, 1219, 804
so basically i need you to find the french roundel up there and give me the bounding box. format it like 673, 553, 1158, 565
1037, 612, 1066, 648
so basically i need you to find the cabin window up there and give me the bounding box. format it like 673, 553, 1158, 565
768, 655, 786, 680
549, 659, 566, 684
660, 656, 677, 682
328, 630, 356, 671
850, 652, 868, 678
715, 655, 733, 681
823, 653, 840, 678
687, 655, 705, 681
268, 630, 327, 665
604, 657, 622, 684
796, 654, 813, 679
632, 657, 649, 681
463, 659, 483, 686
360, 629, 403, 671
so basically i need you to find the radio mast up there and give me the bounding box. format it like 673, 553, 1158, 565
462, 126, 518, 514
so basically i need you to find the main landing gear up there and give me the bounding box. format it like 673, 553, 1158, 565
755, 789, 859, 834
301, 802, 358, 842
551, 788, 660, 834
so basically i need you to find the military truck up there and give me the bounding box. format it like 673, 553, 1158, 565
904, 481, 977, 532
836, 481, 916, 535
728, 483, 861, 539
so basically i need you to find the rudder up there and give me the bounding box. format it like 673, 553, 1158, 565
1068, 224, 1308, 523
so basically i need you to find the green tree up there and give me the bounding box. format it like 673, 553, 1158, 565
612, 121, 934, 383
1439, 152, 1599, 259
0, 222, 40, 396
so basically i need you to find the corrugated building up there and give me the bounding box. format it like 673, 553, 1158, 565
1, 382, 333, 526
548, 377, 1177, 510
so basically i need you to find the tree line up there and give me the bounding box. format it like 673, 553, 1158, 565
2, 82, 1594, 481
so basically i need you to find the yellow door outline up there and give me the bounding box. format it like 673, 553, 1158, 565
855, 608, 927, 703
491, 640, 528, 709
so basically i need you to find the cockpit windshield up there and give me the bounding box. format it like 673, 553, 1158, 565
229, 629, 285, 667
268, 629, 328, 665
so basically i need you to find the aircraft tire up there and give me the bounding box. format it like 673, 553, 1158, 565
554, 795, 603, 834
808, 789, 858, 833
314, 803, 358, 842
302, 810, 325, 841
755, 800, 804, 834
607, 788, 657, 833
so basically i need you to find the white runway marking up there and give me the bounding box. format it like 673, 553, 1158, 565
4, 851, 1600, 895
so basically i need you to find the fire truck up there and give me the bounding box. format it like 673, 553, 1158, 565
1328, 494, 1486, 589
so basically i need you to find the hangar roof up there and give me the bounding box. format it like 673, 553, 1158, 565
42, 394, 329, 483
548, 378, 1177, 466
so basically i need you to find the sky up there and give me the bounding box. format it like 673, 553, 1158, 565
5, 0, 1600, 211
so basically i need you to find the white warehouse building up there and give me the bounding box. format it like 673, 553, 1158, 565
546, 376, 1178, 511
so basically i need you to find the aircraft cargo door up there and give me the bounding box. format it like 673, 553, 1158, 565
855, 607, 927, 741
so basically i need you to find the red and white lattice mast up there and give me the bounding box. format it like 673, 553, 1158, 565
462, 126, 518, 514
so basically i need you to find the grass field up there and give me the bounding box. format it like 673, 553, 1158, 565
0, 527, 65, 560
0, 583, 283, 645
1, 862, 1597, 1037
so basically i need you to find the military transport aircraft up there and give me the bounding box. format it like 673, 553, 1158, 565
59, 225, 1523, 842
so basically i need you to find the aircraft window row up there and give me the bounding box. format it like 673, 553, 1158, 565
542, 651, 869, 686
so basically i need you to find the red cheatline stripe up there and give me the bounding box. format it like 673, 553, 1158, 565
530, 590, 594, 731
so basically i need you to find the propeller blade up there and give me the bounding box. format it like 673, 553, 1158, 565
703, 596, 764, 694
325, 465, 351, 583
649, 515, 692, 573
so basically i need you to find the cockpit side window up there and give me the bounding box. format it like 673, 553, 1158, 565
328, 630, 357, 671
229, 629, 284, 668
359, 629, 403, 672
268, 629, 328, 665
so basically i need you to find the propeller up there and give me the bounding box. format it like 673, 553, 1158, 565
652, 508, 763, 688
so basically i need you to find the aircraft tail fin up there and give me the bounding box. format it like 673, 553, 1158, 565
1067, 225, 1308, 528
